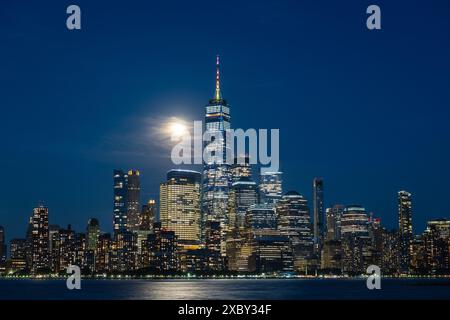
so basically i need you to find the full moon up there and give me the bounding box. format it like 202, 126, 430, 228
169, 122, 187, 138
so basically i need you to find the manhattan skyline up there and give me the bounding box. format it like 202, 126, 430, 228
1, 0, 450, 243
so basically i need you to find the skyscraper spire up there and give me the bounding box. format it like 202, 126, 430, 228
214, 55, 221, 100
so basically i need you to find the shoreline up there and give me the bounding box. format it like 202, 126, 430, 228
1, 275, 449, 280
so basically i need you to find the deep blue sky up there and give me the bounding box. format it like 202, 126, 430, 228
1, 0, 449, 242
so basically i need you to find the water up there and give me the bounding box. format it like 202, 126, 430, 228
0, 278, 449, 300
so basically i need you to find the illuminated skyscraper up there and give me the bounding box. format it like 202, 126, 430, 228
31, 204, 50, 273
160, 169, 202, 246
276, 191, 313, 273
423, 219, 450, 273
9, 239, 27, 273
341, 205, 370, 274
113, 169, 128, 233
202, 56, 232, 248
113, 169, 141, 234
259, 172, 283, 204
325, 204, 344, 241
246, 204, 278, 237
140, 199, 157, 231
228, 177, 259, 229
126, 170, 141, 231
313, 178, 325, 251
86, 218, 100, 251
398, 190, 413, 273
0, 226, 6, 270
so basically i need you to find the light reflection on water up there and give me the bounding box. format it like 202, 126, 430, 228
0, 279, 449, 300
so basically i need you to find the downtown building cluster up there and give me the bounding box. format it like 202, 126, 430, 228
0, 59, 449, 277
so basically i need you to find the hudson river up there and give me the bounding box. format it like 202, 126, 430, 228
0, 279, 449, 300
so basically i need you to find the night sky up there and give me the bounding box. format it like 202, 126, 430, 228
1, 0, 449, 242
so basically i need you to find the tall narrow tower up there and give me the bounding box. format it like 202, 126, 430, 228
398, 190, 413, 273
313, 177, 325, 252
202, 55, 232, 255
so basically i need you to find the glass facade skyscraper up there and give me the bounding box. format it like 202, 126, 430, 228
160, 169, 202, 246
113, 169, 128, 233
202, 56, 233, 252
276, 191, 313, 273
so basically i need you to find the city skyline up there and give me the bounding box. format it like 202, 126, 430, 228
1, 0, 450, 244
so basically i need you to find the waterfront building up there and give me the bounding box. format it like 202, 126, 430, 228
204, 220, 223, 271
95, 233, 112, 273
142, 222, 178, 273
226, 228, 255, 272
9, 238, 27, 273
341, 205, 370, 274
423, 219, 450, 274
398, 190, 413, 273
246, 204, 278, 237
0, 226, 6, 271
30, 204, 50, 273
313, 178, 325, 254
276, 191, 313, 273
86, 218, 100, 251
160, 169, 202, 247
126, 170, 141, 231
113, 169, 128, 233
254, 235, 293, 273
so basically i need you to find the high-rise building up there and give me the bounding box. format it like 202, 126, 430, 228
113, 169, 141, 234
113, 169, 128, 233
341, 205, 370, 274
160, 169, 202, 246
254, 235, 293, 274
142, 222, 178, 272
140, 199, 157, 231
95, 233, 112, 273
398, 190, 413, 273
86, 218, 100, 251
246, 204, 278, 237
126, 170, 141, 231
115, 230, 137, 271
259, 172, 283, 204
0, 226, 6, 273
49, 225, 61, 272
313, 178, 325, 251
85, 218, 100, 273
325, 204, 344, 241
423, 219, 450, 274
202, 56, 232, 248
0, 226, 6, 268
228, 177, 259, 229
276, 191, 313, 273
341, 205, 369, 238
226, 228, 256, 272
30, 204, 50, 273
9, 239, 27, 273
58, 225, 75, 272
204, 221, 223, 271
